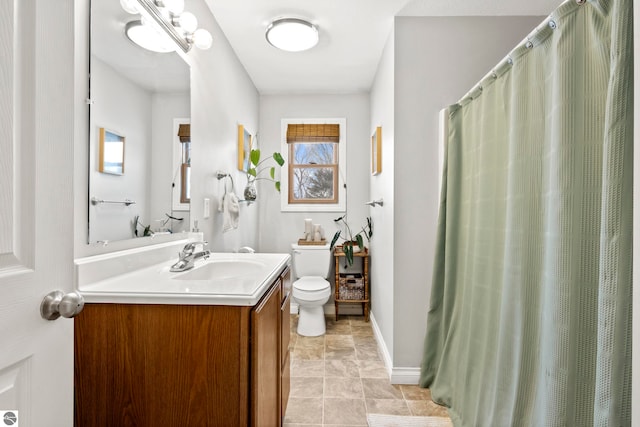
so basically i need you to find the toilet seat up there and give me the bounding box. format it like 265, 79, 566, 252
293, 276, 330, 291
292, 277, 331, 302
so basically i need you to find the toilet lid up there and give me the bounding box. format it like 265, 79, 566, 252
294, 277, 329, 292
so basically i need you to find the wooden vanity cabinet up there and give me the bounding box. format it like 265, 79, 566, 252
74, 266, 291, 427
280, 268, 291, 418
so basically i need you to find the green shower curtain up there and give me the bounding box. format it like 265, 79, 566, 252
419, 1, 633, 426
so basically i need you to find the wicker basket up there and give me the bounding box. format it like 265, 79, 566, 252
338, 273, 364, 300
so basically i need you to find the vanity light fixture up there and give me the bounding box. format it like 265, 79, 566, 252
121, 0, 212, 53
265, 18, 318, 52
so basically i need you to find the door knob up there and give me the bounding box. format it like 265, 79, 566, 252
40, 290, 85, 320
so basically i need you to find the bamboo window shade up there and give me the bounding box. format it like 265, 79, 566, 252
178, 124, 191, 143
286, 124, 339, 143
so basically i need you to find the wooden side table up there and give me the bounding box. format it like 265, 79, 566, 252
333, 246, 369, 322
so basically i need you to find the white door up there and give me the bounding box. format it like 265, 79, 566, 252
0, 1, 76, 426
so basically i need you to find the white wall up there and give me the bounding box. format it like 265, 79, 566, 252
187, 0, 260, 253
369, 29, 395, 361
258, 94, 371, 313
150, 92, 190, 233
75, 0, 260, 257
257, 94, 371, 254
369, 15, 545, 376
89, 57, 152, 242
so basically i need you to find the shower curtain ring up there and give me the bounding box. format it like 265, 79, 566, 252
575, 0, 586, 4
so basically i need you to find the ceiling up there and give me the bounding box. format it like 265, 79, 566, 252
204, 0, 563, 95
92, 0, 189, 94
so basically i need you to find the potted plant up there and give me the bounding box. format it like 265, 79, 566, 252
330, 215, 373, 266
244, 149, 285, 200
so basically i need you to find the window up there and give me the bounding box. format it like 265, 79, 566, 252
172, 119, 190, 211
281, 119, 346, 212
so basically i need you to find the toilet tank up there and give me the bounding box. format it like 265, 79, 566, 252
291, 244, 330, 278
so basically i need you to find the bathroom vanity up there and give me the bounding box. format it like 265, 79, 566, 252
73, 241, 291, 426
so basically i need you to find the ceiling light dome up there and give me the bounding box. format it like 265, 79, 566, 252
125, 20, 176, 53
265, 18, 318, 52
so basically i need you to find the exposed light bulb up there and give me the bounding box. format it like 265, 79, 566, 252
192, 28, 213, 50
120, 0, 139, 14
177, 12, 198, 33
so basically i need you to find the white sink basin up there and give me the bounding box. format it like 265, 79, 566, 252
173, 260, 265, 281
75, 247, 290, 306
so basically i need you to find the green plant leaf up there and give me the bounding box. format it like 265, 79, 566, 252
356, 234, 364, 250
330, 231, 341, 249
250, 149, 261, 166
248, 168, 257, 177
275, 181, 281, 192
345, 243, 353, 266
273, 152, 285, 166
270, 167, 275, 179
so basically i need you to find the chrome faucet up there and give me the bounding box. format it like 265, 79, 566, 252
170, 241, 210, 272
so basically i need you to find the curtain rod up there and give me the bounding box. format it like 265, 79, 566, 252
453, 0, 589, 109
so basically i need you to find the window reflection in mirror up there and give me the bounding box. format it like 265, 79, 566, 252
88, 0, 191, 244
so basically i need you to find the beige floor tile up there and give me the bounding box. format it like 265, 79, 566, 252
324, 377, 364, 399
285, 314, 452, 425
325, 360, 360, 378
325, 318, 352, 335
348, 316, 370, 325
291, 359, 324, 377
289, 334, 298, 349
407, 399, 450, 417
323, 398, 368, 425
325, 334, 355, 347
357, 360, 389, 379
362, 378, 403, 399
351, 325, 374, 336
296, 335, 325, 348
400, 385, 432, 401
292, 345, 324, 360
284, 397, 323, 424
352, 335, 377, 346
365, 399, 411, 415
325, 345, 357, 360
290, 377, 323, 398
354, 344, 381, 361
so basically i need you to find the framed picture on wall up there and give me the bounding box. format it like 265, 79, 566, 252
371, 126, 382, 175
237, 124, 253, 172
98, 127, 125, 175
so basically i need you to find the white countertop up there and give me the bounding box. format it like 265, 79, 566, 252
76, 244, 291, 306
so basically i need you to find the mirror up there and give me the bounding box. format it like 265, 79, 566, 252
88, 0, 191, 243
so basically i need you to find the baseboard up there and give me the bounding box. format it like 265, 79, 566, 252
369, 312, 422, 385
369, 312, 393, 378
290, 305, 422, 385
390, 367, 421, 385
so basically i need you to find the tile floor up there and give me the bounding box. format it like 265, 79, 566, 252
284, 315, 450, 426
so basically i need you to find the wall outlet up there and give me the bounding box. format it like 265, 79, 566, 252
203, 198, 210, 219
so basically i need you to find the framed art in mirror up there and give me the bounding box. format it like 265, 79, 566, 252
238, 124, 253, 172
98, 127, 125, 175
371, 126, 381, 175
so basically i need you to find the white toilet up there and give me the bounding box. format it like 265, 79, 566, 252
291, 243, 331, 337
